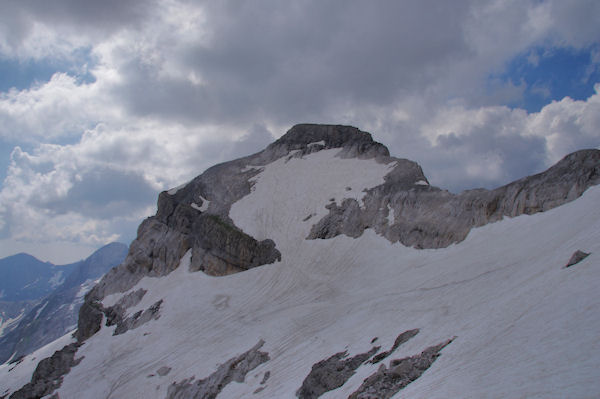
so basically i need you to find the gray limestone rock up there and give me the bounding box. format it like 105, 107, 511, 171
9, 342, 82, 399
166, 340, 270, 399
565, 250, 591, 268
369, 329, 419, 364
113, 299, 163, 336
296, 346, 380, 399
348, 338, 454, 399
309, 148, 600, 249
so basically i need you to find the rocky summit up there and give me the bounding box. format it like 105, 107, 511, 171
2, 124, 599, 398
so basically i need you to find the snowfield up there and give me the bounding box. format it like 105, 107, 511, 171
3, 149, 599, 398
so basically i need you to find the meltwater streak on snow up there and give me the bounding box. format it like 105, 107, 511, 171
0, 331, 75, 397
52, 182, 600, 397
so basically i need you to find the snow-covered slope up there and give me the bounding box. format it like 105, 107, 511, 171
2, 124, 599, 398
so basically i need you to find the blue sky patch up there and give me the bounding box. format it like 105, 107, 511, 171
0, 47, 96, 93
491, 45, 600, 112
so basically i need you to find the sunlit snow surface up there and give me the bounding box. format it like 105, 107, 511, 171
7, 149, 599, 398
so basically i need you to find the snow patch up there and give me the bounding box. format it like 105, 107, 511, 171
49, 271, 65, 288
75, 280, 95, 300
387, 203, 395, 225
191, 196, 209, 212
167, 181, 190, 195
34, 301, 48, 320
230, 148, 395, 253
241, 165, 264, 173
308, 140, 326, 147
0, 311, 25, 338
415, 180, 429, 186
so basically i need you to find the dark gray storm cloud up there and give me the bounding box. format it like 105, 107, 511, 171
0, 0, 155, 48
117, 1, 472, 125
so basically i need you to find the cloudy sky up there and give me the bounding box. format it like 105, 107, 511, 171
0, 0, 599, 263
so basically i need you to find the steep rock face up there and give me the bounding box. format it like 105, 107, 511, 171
309, 148, 600, 248
8, 342, 82, 399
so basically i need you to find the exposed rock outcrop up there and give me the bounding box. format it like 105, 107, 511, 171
566, 250, 591, 268
9, 343, 82, 399
112, 299, 163, 336
296, 346, 380, 399
309, 149, 600, 248
369, 329, 419, 364
348, 338, 454, 399
166, 340, 270, 399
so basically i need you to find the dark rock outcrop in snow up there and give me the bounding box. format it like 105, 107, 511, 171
348, 338, 454, 399
297, 329, 421, 399
166, 340, 269, 399
369, 328, 419, 364
112, 299, 163, 336
78, 289, 160, 339
296, 346, 380, 399
9, 343, 82, 399
565, 250, 591, 268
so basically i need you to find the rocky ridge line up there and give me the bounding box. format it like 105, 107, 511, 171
309, 148, 600, 248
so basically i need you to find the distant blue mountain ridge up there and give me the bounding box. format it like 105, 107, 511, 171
0, 242, 128, 363
0, 254, 78, 303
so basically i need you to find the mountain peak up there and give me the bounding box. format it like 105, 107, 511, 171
269, 123, 390, 158
275, 124, 374, 146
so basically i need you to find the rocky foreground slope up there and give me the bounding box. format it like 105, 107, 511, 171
2, 124, 599, 398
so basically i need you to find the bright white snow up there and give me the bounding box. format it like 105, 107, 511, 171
0, 311, 25, 338
191, 196, 209, 212
48, 271, 65, 288
167, 181, 190, 195
387, 203, 395, 225
14, 148, 600, 398
34, 301, 48, 320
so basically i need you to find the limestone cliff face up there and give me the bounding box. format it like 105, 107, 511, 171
76, 124, 600, 342
309, 148, 600, 248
